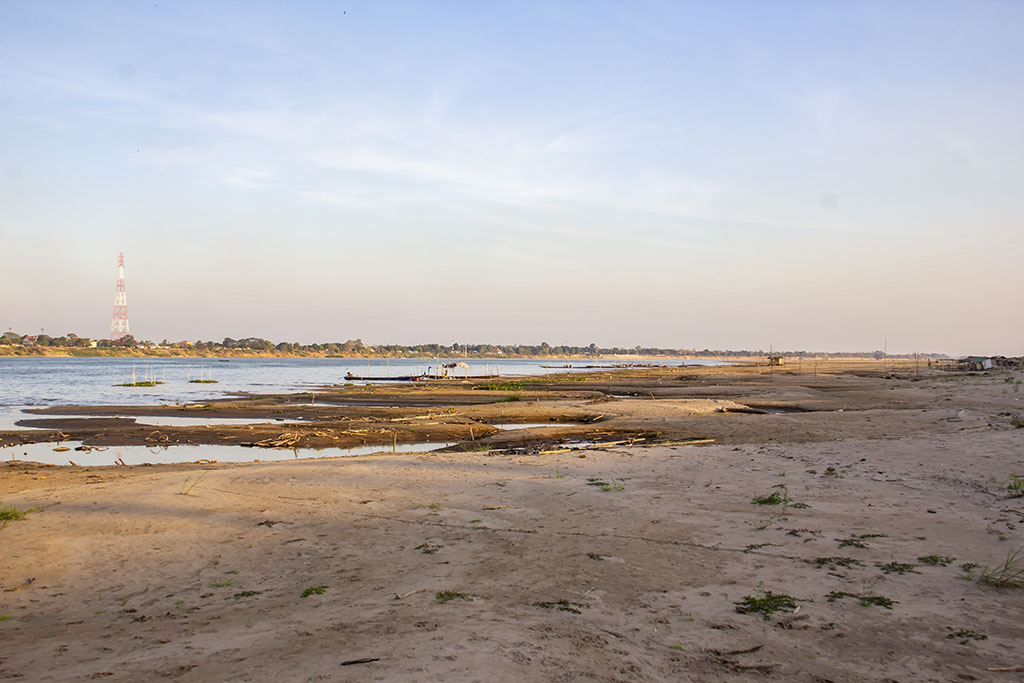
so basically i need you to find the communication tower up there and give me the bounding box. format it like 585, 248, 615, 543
110, 253, 131, 340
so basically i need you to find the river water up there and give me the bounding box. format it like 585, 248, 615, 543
0, 356, 725, 465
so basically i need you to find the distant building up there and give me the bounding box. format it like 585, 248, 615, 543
960, 356, 993, 371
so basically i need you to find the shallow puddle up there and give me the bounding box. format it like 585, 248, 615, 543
20, 414, 281, 428
1, 440, 449, 467
491, 423, 580, 430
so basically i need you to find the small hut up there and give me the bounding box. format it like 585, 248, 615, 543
960, 356, 993, 371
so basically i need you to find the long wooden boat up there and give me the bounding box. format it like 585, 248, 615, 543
343, 373, 424, 382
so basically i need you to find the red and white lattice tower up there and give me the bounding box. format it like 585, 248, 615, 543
110, 253, 131, 340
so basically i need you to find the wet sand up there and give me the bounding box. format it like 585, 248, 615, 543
1, 360, 1023, 681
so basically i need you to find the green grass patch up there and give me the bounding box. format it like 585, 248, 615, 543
977, 548, 1024, 589
415, 542, 441, 554
734, 584, 798, 619
744, 543, 781, 553
826, 591, 895, 608
1008, 474, 1024, 498
876, 561, 918, 575
475, 382, 524, 391
300, 585, 327, 598
812, 556, 864, 569
947, 628, 987, 644
436, 590, 473, 604
230, 591, 262, 600
0, 503, 40, 527
918, 554, 956, 567
837, 533, 887, 549
533, 599, 588, 614
179, 472, 207, 495
752, 491, 788, 505
751, 484, 798, 506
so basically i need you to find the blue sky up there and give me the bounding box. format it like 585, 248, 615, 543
1, 1, 1021, 355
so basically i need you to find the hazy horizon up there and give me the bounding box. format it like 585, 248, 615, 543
2, 1, 1021, 357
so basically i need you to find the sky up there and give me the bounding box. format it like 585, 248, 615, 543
1, 1, 1021, 356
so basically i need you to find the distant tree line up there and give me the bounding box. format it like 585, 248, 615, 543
0, 331, 137, 348
0, 331, 945, 359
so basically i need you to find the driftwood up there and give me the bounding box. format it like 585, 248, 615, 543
538, 437, 650, 455
4, 577, 35, 592
251, 432, 302, 448
660, 439, 716, 446
340, 658, 380, 666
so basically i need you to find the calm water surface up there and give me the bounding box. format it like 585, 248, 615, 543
0, 356, 725, 464
0, 356, 724, 411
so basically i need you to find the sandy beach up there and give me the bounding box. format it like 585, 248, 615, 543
2, 361, 1022, 681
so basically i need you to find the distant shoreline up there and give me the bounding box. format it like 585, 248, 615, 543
0, 347, 926, 361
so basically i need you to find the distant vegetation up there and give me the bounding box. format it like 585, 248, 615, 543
0, 331, 942, 359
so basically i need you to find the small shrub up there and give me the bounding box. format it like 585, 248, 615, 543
734, 584, 798, 619
947, 628, 987, 644
301, 586, 327, 598
1008, 474, 1024, 498
436, 590, 472, 604
752, 491, 789, 506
